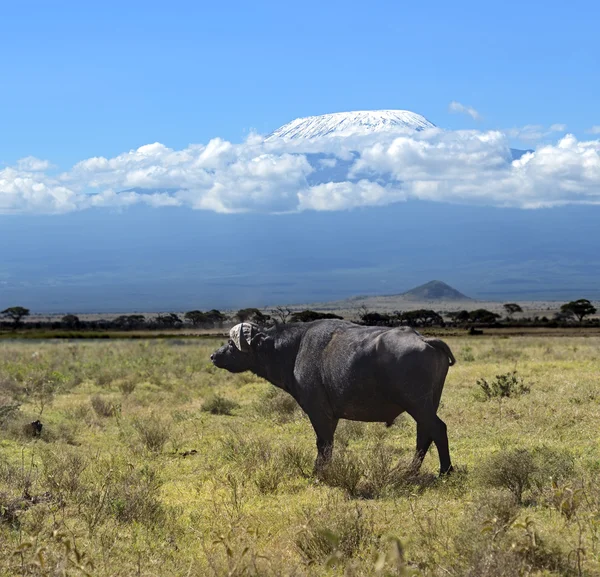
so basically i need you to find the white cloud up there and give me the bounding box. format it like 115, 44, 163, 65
16, 157, 52, 172
587, 126, 600, 135
0, 167, 78, 213
448, 101, 482, 121
298, 180, 405, 211
1, 127, 600, 214
507, 124, 567, 142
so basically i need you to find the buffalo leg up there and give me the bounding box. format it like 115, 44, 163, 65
308, 413, 338, 474
410, 422, 433, 473
405, 405, 453, 476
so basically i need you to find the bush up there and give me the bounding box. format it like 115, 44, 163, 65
335, 420, 366, 448
280, 444, 313, 478
530, 445, 575, 490
132, 415, 171, 452
90, 395, 120, 418
202, 394, 240, 416
321, 441, 418, 499
359, 443, 416, 498
477, 371, 530, 400
41, 448, 88, 498
454, 490, 570, 577
321, 451, 363, 497
252, 459, 287, 494
479, 449, 536, 503
296, 499, 373, 563
0, 402, 20, 425
118, 378, 137, 396
220, 432, 273, 475
461, 346, 475, 362
255, 387, 299, 422
479, 446, 577, 505
109, 465, 165, 524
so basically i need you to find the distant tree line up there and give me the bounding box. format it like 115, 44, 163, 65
0, 306, 343, 332
0, 298, 597, 332
356, 299, 598, 328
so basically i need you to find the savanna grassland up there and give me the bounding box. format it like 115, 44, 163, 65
1, 335, 599, 576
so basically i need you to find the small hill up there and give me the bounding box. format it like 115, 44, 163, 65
401, 280, 471, 301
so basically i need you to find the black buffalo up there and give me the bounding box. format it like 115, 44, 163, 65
211, 319, 455, 475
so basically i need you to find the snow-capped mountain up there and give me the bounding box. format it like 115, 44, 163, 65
267, 109, 435, 140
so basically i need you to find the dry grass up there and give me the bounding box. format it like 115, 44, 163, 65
1, 336, 599, 576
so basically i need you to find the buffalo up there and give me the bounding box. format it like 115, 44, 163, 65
211, 319, 455, 475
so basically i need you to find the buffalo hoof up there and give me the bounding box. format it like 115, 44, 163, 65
439, 465, 454, 477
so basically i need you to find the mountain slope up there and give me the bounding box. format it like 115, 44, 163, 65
400, 280, 472, 301
267, 109, 435, 140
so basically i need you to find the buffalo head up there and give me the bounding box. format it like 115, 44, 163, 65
211, 322, 267, 372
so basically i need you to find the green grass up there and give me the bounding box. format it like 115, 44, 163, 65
1, 336, 599, 576
0, 330, 225, 340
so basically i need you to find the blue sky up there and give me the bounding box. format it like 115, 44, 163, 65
2, 0, 600, 310
2, 0, 598, 168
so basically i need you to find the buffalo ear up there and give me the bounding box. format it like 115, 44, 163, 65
250, 332, 268, 350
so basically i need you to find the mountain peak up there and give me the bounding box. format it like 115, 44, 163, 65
267, 109, 435, 141
401, 280, 472, 301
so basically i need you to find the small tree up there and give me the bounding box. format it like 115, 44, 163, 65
503, 303, 523, 319
290, 310, 343, 323
359, 311, 393, 326
400, 309, 444, 327
447, 310, 470, 325
205, 309, 226, 328
560, 299, 597, 323
184, 310, 208, 327
62, 314, 81, 329
273, 306, 293, 324
469, 309, 501, 324
235, 308, 271, 326
155, 313, 182, 328
113, 314, 146, 330
1, 306, 30, 328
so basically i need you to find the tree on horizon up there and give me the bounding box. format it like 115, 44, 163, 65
560, 299, 597, 323
1, 306, 30, 329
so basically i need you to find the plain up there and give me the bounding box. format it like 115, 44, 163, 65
1, 334, 599, 576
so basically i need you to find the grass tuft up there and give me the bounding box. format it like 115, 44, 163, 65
202, 394, 240, 415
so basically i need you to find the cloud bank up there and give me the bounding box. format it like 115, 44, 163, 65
2, 127, 600, 214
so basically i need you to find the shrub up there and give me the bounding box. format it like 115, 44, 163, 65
321, 451, 363, 497
530, 445, 575, 491
90, 395, 120, 418
461, 346, 475, 362
41, 448, 88, 498
255, 387, 299, 422
220, 432, 274, 475
252, 459, 286, 494
360, 443, 416, 498
118, 378, 137, 396
0, 402, 20, 425
296, 499, 373, 563
76, 459, 167, 531
479, 448, 536, 503
455, 491, 570, 577
109, 465, 165, 524
202, 394, 239, 416
335, 420, 366, 448
477, 371, 530, 400
480, 445, 577, 506
280, 444, 313, 478
132, 415, 171, 452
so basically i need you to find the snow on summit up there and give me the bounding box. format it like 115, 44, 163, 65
267, 109, 436, 140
